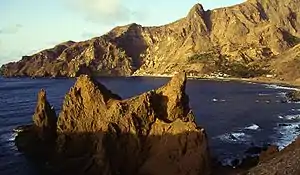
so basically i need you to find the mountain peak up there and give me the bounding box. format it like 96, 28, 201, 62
187, 3, 205, 17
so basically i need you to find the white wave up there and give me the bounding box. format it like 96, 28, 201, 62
283, 114, 300, 120
245, 124, 260, 130
221, 157, 241, 167
291, 109, 300, 112
277, 92, 287, 98
0, 132, 17, 142
273, 122, 300, 150
216, 132, 251, 143
212, 98, 226, 102
264, 84, 299, 91
258, 93, 270, 96
212, 98, 218, 102
0, 132, 18, 151
8, 132, 17, 141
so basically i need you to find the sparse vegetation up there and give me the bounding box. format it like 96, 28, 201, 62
188, 53, 216, 63
0, 65, 5, 76
187, 53, 269, 77
218, 61, 270, 78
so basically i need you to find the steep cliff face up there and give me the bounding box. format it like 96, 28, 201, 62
136, 0, 300, 76
269, 43, 300, 83
15, 72, 211, 175
56, 72, 210, 175
2, 0, 300, 79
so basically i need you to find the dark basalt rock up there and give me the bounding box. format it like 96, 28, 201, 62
286, 91, 300, 102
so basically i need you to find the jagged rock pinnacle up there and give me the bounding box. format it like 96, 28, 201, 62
32, 89, 57, 140
187, 3, 205, 17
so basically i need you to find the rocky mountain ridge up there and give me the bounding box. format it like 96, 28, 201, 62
1, 0, 300, 83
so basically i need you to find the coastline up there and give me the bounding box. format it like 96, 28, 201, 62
1, 73, 300, 90
132, 74, 300, 90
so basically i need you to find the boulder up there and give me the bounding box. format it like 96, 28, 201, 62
286, 91, 300, 102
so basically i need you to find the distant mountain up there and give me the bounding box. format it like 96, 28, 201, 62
2, 0, 300, 83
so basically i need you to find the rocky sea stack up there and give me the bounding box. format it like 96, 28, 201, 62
15, 72, 211, 175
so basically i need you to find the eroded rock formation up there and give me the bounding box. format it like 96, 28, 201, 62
32, 89, 57, 140
16, 72, 211, 175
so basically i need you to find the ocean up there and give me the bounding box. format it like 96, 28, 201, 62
0, 77, 299, 174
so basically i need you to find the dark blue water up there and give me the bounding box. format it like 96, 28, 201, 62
0, 77, 300, 174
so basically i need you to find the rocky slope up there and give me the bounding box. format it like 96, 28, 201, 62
247, 138, 300, 175
1, 0, 300, 80
269, 43, 300, 83
15, 72, 211, 175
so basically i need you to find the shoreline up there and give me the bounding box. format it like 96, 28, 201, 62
132, 74, 300, 90
1, 74, 300, 90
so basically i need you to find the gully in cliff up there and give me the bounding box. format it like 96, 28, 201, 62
14, 72, 211, 175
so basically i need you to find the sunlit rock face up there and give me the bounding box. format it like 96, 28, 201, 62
2, 0, 300, 81
16, 72, 211, 175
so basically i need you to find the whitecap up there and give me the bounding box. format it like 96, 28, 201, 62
221, 157, 241, 167
277, 92, 287, 98
212, 99, 218, 102
273, 122, 300, 150
245, 124, 260, 130
8, 132, 17, 141
216, 132, 251, 143
278, 115, 284, 119
232, 132, 246, 139
212, 98, 226, 102
264, 84, 299, 91
0, 132, 18, 151
283, 114, 300, 120
258, 93, 270, 96
0, 132, 17, 142
291, 109, 300, 112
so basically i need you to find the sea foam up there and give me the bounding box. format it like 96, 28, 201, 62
245, 124, 260, 130
263, 84, 299, 91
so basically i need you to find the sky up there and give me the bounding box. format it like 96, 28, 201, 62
0, 0, 245, 66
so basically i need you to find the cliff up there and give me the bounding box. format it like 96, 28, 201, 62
2, 0, 300, 81
15, 72, 211, 175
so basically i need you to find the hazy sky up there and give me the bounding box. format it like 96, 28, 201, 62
0, 0, 244, 65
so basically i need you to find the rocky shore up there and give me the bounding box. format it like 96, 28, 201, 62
13, 72, 300, 175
